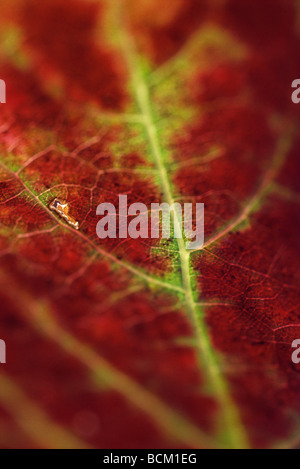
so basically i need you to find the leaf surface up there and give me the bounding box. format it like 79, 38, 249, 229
0, 0, 299, 449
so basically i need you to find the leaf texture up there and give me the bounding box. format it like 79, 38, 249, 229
0, 0, 299, 449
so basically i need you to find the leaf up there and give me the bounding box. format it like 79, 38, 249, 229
0, 0, 299, 449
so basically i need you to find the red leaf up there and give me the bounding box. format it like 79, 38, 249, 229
0, 0, 299, 449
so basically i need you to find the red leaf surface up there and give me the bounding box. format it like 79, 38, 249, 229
0, 0, 299, 449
